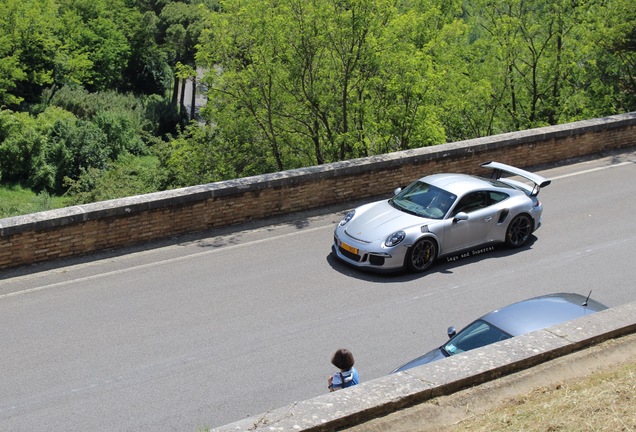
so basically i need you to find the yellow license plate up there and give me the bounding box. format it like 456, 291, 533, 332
341, 242, 359, 255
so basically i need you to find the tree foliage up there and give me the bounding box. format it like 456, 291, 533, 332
193, 0, 460, 178
186, 0, 635, 187
0, 0, 634, 212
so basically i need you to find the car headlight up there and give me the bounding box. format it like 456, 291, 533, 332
385, 231, 406, 247
339, 210, 355, 227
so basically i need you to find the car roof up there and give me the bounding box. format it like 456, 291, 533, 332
422, 173, 496, 196
482, 293, 608, 336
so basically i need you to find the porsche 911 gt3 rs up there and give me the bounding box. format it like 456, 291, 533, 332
332, 161, 551, 273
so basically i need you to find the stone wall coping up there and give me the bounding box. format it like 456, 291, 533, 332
2, 112, 635, 237
213, 300, 636, 431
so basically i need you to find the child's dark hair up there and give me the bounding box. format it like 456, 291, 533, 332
331, 349, 355, 371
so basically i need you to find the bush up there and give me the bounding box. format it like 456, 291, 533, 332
0, 110, 56, 192
48, 117, 110, 193
64, 154, 162, 204
93, 110, 146, 157
2, 80, 193, 207
142, 94, 180, 137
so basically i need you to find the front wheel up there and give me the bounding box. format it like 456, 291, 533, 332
506, 214, 533, 248
406, 238, 437, 273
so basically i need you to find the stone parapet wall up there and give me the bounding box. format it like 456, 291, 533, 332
1, 112, 635, 269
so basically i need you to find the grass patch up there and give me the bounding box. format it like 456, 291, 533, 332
449, 362, 636, 432
0, 184, 71, 219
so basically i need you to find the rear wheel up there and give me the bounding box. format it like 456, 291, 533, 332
406, 238, 437, 272
506, 214, 533, 247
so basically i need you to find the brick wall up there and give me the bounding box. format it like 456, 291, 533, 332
1, 112, 635, 269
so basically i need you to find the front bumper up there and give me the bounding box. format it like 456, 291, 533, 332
331, 231, 408, 272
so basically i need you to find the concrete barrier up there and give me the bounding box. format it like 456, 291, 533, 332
1, 112, 636, 269
213, 301, 636, 431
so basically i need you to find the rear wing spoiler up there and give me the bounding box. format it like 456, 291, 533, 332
481, 161, 551, 196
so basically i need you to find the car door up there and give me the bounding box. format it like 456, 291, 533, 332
441, 191, 500, 254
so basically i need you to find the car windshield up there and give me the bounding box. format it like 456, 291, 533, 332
442, 319, 512, 356
389, 181, 456, 220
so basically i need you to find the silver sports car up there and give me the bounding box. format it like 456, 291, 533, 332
332, 161, 551, 273
391, 292, 607, 373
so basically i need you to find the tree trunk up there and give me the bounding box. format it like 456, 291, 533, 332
190, 75, 197, 120
172, 76, 180, 107
179, 78, 187, 112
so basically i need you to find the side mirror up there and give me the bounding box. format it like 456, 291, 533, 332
393, 187, 402, 195
447, 326, 456, 338
453, 212, 468, 223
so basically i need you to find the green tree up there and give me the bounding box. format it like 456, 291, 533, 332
369, 0, 462, 151
55, 0, 136, 92
573, 0, 636, 117
0, 0, 28, 107
159, 1, 209, 113
0, 47, 26, 108
0, 0, 58, 107
0, 0, 148, 107
196, 0, 455, 177
0, 109, 61, 191
161, 119, 271, 188
460, 0, 631, 132
122, 10, 172, 96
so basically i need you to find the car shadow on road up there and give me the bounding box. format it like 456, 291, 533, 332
326, 235, 538, 283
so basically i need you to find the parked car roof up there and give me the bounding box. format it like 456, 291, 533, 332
483, 292, 607, 336
391, 292, 607, 373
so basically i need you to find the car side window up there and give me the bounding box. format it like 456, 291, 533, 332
488, 191, 509, 204
452, 191, 488, 215
452, 191, 509, 216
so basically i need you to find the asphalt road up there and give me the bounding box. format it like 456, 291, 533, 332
1, 150, 635, 432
